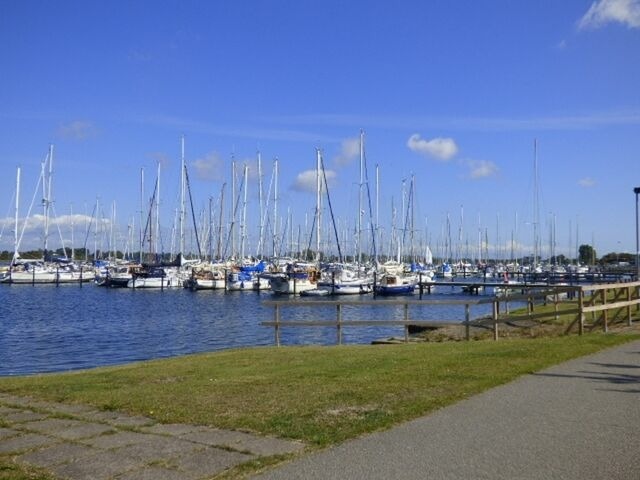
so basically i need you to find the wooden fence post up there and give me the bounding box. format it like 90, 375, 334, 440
336, 303, 342, 345
492, 300, 499, 341
578, 288, 585, 336
465, 303, 470, 341
627, 286, 632, 326
274, 304, 281, 347
603, 287, 608, 333
404, 303, 409, 343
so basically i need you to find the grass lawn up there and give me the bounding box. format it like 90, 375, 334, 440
1, 333, 637, 448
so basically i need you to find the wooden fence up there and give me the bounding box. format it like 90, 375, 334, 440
262, 282, 640, 346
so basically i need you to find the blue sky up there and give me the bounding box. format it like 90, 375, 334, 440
1, 0, 639, 260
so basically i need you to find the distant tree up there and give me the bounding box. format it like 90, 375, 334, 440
599, 252, 634, 265
578, 244, 596, 265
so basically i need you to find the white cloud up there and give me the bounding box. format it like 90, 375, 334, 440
578, 177, 596, 187
56, 121, 97, 140
578, 0, 640, 29
407, 134, 458, 161
192, 151, 224, 182
466, 160, 499, 179
292, 169, 337, 193
333, 137, 360, 166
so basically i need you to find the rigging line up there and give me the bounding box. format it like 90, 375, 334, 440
0, 189, 16, 241
184, 165, 202, 258
319, 153, 343, 263
81, 202, 98, 254
257, 167, 275, 257
50, 204, 69, 259
16, 162, 45, 256
305, 207, 317, 261
401, 177, 414, 247
362, 149, 378, 263
222, 167, 247, 259
141, 176, 159, 262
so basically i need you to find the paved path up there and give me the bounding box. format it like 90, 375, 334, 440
0, 393, 304, 479
255, 340, 640, 480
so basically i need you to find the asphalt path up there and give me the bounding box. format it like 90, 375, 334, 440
255, 340, 640, 479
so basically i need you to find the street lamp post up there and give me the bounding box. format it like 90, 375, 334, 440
635, 187, 640, 280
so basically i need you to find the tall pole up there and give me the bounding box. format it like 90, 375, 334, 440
358, 130, 364, 265
13, 167, 20, 265
179, 135, 186, 261
533, 139, 539, 267
240, 164, 249, 260
257, 151, 264, 258
273, 158, 279, 257
139, 168, 144, 263
316, 148, 322, 263
635, 187, 640, 279
155, 161, 161, 259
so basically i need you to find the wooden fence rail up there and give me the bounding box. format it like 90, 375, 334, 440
262, 282, 640, 346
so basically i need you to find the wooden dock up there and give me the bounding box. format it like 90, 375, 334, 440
262, 281, 640, 345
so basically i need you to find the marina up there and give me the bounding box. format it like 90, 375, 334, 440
0, 279, 523, 376
2, 272, 637, 377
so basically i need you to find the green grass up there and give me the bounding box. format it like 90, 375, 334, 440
1, 334, 637, 448
0, 460, 56, 480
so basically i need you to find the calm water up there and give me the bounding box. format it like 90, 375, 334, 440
0, 284, 502, 376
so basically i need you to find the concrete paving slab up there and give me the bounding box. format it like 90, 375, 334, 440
46, 402, 100, 416
17, 442, 97, 468
171, 446, 255, 479
55, 422, 116, 440
3, 397, 61, 411
50, 449, 145, 480
22, 418, 115, 440
81, 431, 155, 449
3, 410, 48, 423
141, 423, 204, 436
181, 429, 304, 456
0, 394, 33, 406
0, 405, 22, 414
115, 465, 194, 480
110, 435, 202, 462
81, 410, 155, 427
0, 427, 20, 440
0, 433, 58, 454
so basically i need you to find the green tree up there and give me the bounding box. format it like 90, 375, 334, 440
578, 244, 596, 265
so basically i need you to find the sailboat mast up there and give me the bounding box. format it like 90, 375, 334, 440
533, 139, 540, 266
94, 197, 99, 261
155, 161, 161, 259
179, 135, 186, 261
13, 167, 20, 265
231, 155, 236, 259
217, 183, 226, 261
257, 151, 264, 258
240, 164, 249, 260
208, 196, 213, 262
70, 204, 75, 261
42, 144, 54, 258
316, 149, 322, 262
273, 158, 279, 258
357, 130, 364, 265
139, 168, 144, 264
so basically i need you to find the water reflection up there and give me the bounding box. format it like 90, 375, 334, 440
0, 285, 505, 376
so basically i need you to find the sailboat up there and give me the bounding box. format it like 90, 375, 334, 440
2, 147, 95, 284
269, 150, 323, 295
